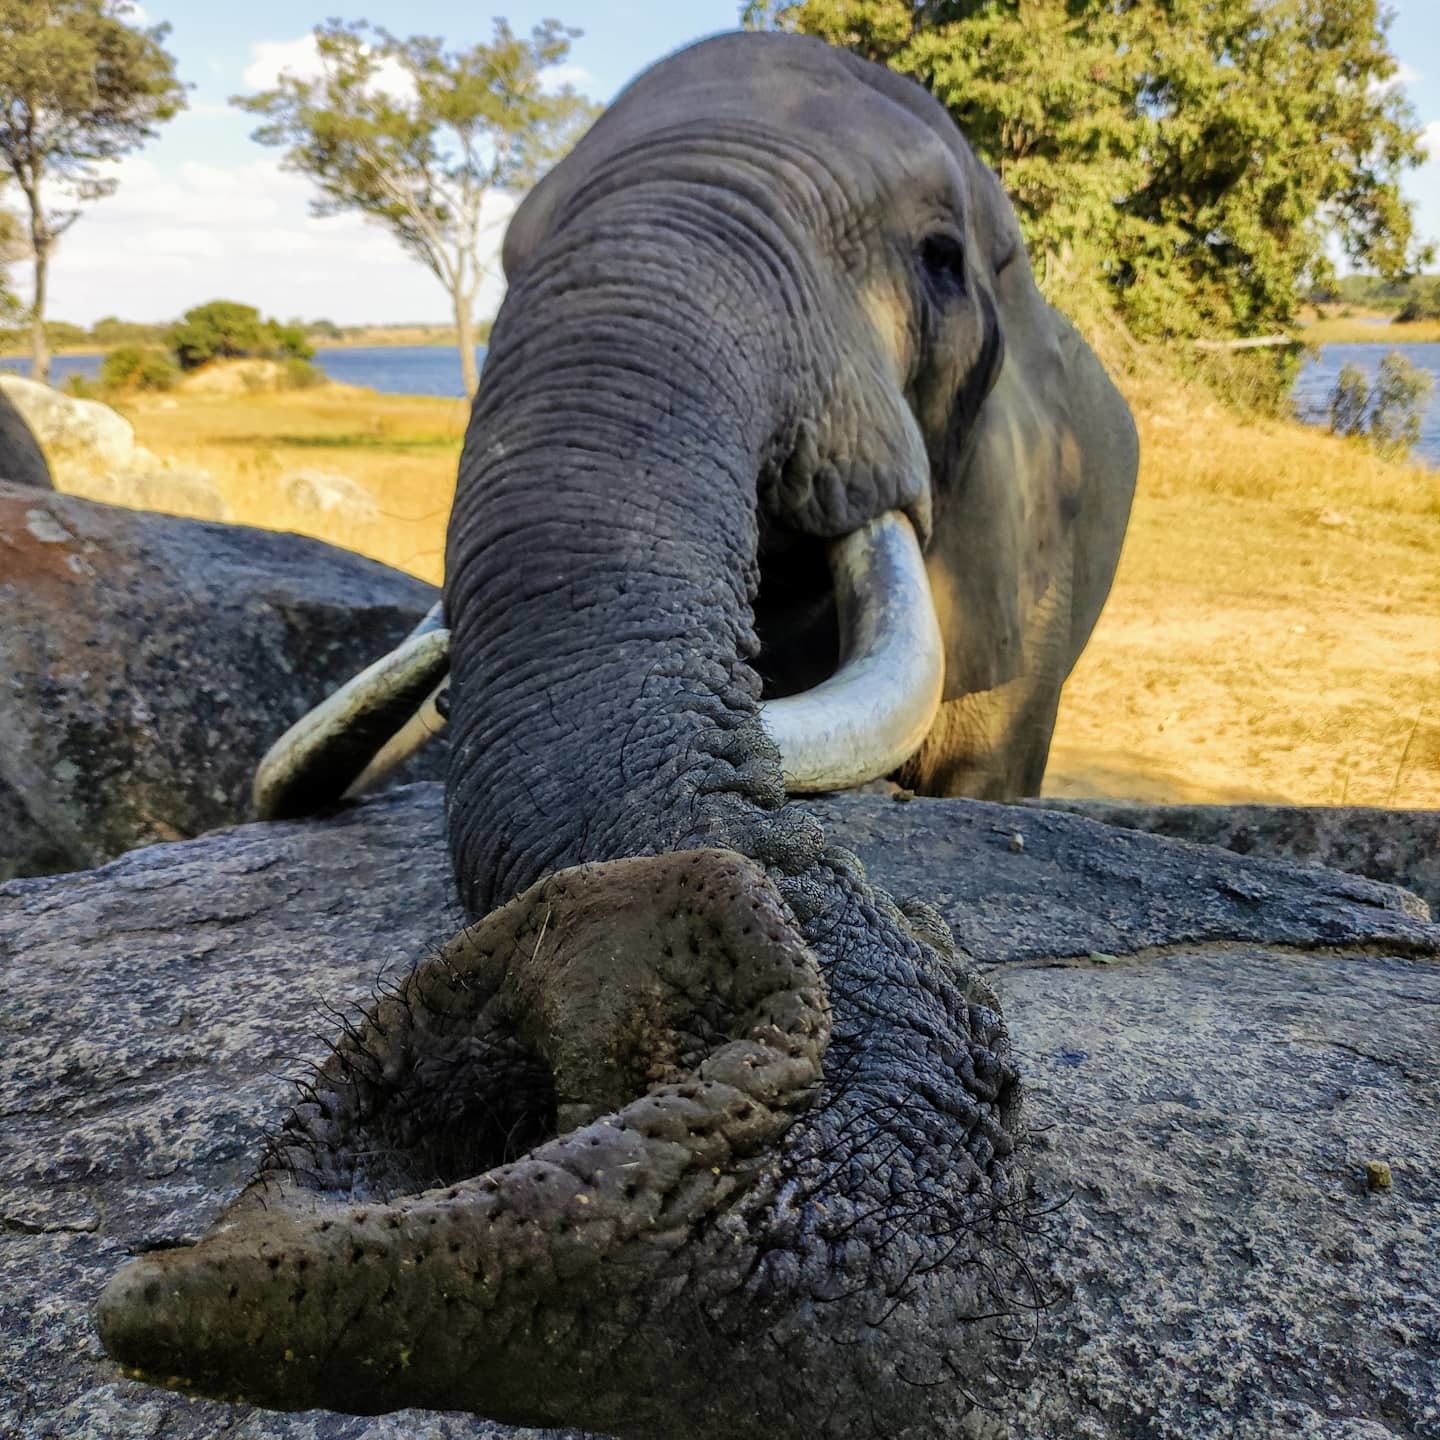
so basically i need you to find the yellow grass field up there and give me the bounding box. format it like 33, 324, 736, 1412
51, 373, 1440, 810
1299, 314, 1440, 345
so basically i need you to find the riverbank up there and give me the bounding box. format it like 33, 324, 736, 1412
0, 327, 483, 360
1299, 314, 1440, 344
42, 375, 1435, 811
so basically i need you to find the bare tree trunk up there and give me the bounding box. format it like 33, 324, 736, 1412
453, 289, 479, 400
28, 209, 50, 387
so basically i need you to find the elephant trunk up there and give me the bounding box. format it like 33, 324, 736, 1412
443, 208, 796, 913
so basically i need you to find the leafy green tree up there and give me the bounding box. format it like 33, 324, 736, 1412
0, 0, 185, 384
750, 0, 1431, 360
234, 18, 598, 399
166, 300, 315, 371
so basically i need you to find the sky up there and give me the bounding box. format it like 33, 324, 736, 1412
19, 0, 1440, 327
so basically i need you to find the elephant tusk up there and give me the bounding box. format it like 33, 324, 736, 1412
760, 511, 944, 793
340, 676, 450, 801
252, 603, 450, 820
251, 513, 941, 818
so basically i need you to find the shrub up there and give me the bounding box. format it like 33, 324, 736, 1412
1329, 363, 1370, 438
1369, 351, 1434, 457
1396, 279, 1440, 324
100, 344, 179, 392
165, 301, 314, 371
1328, 351, 1433, 458
167, 301, 269, 370
63, 372, 101, 400
279, 356, 325, 389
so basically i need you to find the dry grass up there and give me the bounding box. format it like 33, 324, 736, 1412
1299, 315, 1440, 345
112, 385, 468, 584
49, 373, 1440, 810
1045, 369, 1439, 807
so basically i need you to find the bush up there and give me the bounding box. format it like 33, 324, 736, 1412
100, 344, 179, 393
1329, 363, 1370, 438
1370, 351, 1434, 457
1328, 351, 1433, 458
1396, 279, 1440, 324
279, 356, 325, 389
62, 373, 101, 400
166, 300, 314, 371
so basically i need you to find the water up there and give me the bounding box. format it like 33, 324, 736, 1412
6, 341, 1438, 465
0, 345, 485, 399
1292, 342, 1440, 467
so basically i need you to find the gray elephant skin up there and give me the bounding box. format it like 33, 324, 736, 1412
96, 32, 1140, 1440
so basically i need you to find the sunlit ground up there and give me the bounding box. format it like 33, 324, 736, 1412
49, 372, 1440, 809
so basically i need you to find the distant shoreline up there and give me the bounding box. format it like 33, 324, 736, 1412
0, 333, 486, 360
1298, 316, 1440, 345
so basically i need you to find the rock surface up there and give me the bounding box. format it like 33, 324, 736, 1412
0, 385, 52, 489
0, 484, 445, 883
283, 469, 381, 522
2, 784, 1436, 1439
1029, 797, 1440, 916
71, 459, 230, 522
0, 375, 136, 470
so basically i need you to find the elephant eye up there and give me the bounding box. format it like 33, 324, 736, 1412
918, 229, 967, 294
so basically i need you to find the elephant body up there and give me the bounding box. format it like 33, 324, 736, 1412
99, 32, 1138, 1440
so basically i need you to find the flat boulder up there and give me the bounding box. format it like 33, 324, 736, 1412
2, 784, 1436, 1439
0, 383, 52, 488
1026, 797, 1439, 916
282, 467, 382, 522
0, 483, 445, 881
0, 375, 135, 471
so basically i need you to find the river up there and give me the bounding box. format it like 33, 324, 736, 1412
1289, 342, 1440, 467
5, 342, 1438, 466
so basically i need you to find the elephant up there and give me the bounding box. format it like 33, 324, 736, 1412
96, 30, 1138, 1440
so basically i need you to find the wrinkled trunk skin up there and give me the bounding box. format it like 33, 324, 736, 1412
98, 164, 1024, 1439
435, 190, 1024, 1435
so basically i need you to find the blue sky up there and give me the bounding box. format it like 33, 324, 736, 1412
31, 0, 1440, 325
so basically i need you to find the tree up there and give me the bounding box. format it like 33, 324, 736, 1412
0, 0, 185, 384
749, 1, 1431, 358
1396, 278, 1440, 324
234, 18, 598, 399
1328, 350, 1433, 458
166, 300, 314, 371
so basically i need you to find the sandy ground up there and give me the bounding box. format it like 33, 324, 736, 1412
1047, 444, 1438, 808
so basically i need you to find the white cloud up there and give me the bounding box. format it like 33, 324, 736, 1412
242, 34, 415, 104
542, 62, 594, 95
21, 152, 516, 326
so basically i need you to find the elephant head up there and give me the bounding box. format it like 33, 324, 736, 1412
97, 31, 1136, 1439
